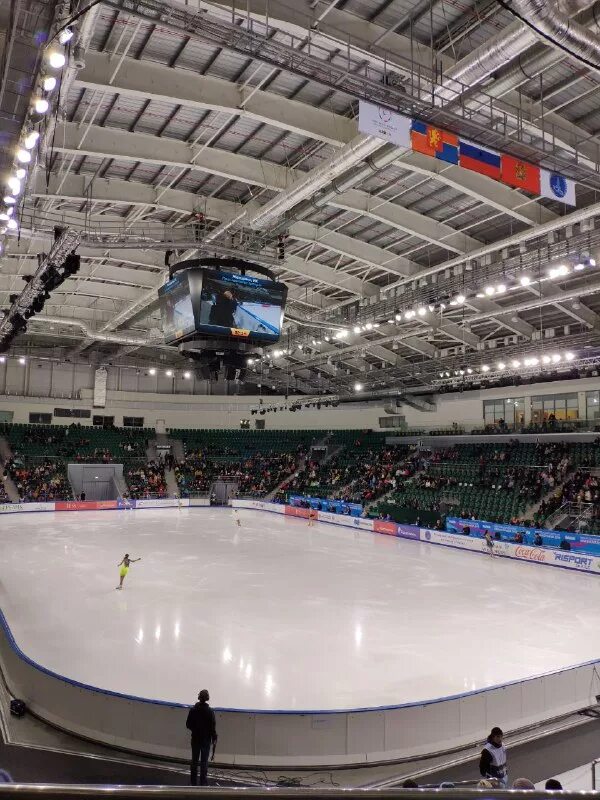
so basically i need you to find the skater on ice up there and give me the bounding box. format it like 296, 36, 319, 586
116, 553, 141, 589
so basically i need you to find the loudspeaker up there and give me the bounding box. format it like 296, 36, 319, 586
10, 699, 26, 718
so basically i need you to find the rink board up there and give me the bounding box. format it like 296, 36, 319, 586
0, 498, 598, 767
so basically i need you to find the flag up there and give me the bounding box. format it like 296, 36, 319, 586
411, 120, 458, 164
358, 101, 411, 149
540, 168, 576, 206
501, 154, 541, 194
458, 140, 501, 180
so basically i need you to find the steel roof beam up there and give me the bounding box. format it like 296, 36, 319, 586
467, 296, 536, 339
52, 123, 493, 253
74, 51, 356, 148
69, 55, 555, 229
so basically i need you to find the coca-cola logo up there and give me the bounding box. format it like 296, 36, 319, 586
515, 546, 546, 562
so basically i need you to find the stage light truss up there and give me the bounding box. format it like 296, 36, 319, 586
106, 0, 600, 183
432, 354, 600, 388
0, 228, 81, 340
250, 395, 340, 414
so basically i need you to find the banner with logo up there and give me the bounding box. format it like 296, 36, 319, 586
288, 495, 363, 517
0, 502, 55, 514
446, 517, 600, 556
133, 498, 188, 509
55, 500, 118, 512
358, 101, 411, 149
422, 528, 600, 575
373, 520, 398, 536
407, 119, 576, 206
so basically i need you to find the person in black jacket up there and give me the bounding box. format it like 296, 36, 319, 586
479, 726, 508, 787
186, 689, 217, 786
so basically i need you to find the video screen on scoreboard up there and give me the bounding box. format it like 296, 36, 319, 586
196, 270, 287, 343
158, 272, 196, 343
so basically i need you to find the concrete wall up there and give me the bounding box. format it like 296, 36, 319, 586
0, 356, 598, 431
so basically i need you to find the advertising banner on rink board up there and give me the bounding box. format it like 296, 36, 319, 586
232, 499, 285, 514
55, 500, 118, 512
133, 498, 189, 509
446, 516, 600, 556
422, 528, 600, 575
284, 504, 310, 519
373, 520, 398, 536
0, 502, 55, 514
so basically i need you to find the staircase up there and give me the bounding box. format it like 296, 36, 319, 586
1, 472, 20, 503
113, 471, 130, 500
264, 438, 343, 502
0, 438, 19, 502
165, 468, 180, 498
521, 468, 576, 524
0, 436, 12, 463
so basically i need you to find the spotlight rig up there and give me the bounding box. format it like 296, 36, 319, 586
0, 228, 81, 353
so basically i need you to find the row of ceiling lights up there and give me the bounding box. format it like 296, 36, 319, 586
0, 356, 26, 365
147, 368, 192, 379
0, 31, 73, 249
274, 255, 597, 363
438, 350, 577, 378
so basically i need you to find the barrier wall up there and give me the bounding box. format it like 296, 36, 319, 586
447, 516, 600, 556
0, 498, 598, 767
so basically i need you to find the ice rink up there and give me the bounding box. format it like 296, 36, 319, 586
1, 507, 599, 712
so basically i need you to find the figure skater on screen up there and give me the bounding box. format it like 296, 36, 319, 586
233, 509, 241, 527
484, 530, 495, 558
308, 508, 318, 527
116, 553, 141, 589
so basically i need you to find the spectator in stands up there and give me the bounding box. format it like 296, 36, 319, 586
545, 779, 563, 790
534, 532, 543, 546
186, 689, 217, 786
479, 727, 508, 787
512, 778, 535, 789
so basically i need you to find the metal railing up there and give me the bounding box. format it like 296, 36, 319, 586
0, 788, 593, 798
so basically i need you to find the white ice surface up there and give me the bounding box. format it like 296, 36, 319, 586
0, 507, 599, 711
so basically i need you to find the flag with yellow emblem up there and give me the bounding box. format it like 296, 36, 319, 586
410, 120, 458, 164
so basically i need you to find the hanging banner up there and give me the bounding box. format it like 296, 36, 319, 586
358, 101, 411, 148
93, 367, 108, 408
500, 154, 541, 194
540, 168, 576, 206
411, 120, 458, 164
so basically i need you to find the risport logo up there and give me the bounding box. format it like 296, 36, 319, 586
515, 545, 546, 562
554, 552, 593, 568
550, 172, 568, 199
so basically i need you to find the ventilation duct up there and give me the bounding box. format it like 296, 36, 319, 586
510, 0, 600, 76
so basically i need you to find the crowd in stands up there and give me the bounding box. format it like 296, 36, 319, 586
175, 451, 215, 496
125, 461, 168, 499
5, 458, 72, 502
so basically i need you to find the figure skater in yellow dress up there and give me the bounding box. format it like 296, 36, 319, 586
116, 553, 141, 589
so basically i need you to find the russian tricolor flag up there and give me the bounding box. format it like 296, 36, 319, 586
458, 140, 501, 180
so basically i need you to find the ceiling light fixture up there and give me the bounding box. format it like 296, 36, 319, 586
42, 75, 57, 92
34, 97, 49, 114
47, 50, 66, 69
23, 131, 39, 150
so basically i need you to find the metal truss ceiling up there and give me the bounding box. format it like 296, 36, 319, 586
1, 0, 600, 394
